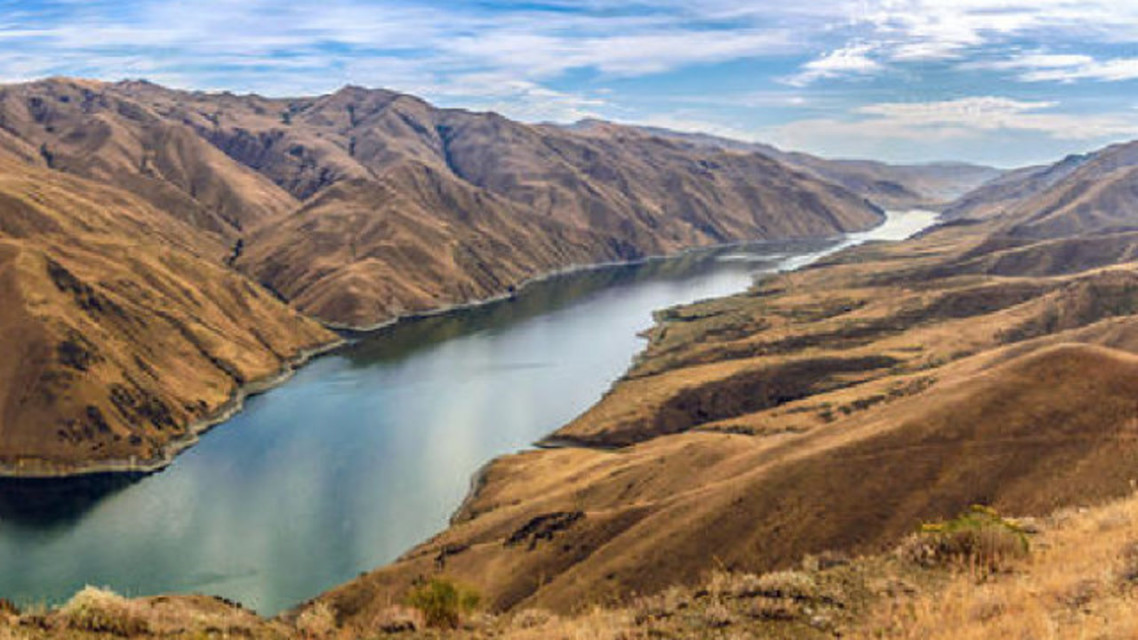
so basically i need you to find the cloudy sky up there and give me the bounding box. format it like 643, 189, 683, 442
4, 0, 1138, 166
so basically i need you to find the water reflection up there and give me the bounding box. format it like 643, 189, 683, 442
0, 474, 143, 529
343, 237, 835, 367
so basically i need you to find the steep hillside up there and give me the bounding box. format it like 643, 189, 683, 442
571, 119, 1002, 210
104, 81, 885, 328
0, 155, 335, 476
0, 78, 297, 237
942, 153, 1088, 220
974, 140, 1138, 239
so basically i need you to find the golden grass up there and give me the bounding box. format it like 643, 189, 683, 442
856, 493, 1138, 639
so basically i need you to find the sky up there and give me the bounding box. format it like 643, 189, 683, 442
3, 1, 1138, 167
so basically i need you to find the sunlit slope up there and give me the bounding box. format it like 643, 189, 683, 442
0, 156, 334, 475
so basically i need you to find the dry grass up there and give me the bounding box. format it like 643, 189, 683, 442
58, 586, 150, 636
856, 493, 1138, 639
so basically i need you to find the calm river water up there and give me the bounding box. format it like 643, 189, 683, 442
0, 210, 937, 614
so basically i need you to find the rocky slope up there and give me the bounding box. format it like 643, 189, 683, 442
114, 81, 887, 328
0, 80, 897, 330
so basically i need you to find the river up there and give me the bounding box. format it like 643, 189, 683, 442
0, 209, 937, 614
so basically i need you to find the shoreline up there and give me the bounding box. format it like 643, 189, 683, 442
0, 216, 890, 481
323, 222, 883, 334
0, 338, 347, 480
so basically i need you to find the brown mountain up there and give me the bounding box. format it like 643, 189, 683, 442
1001, 140, 1138, 239
571, 119, 1003, 210
941, 153, 1088, 221
0, 153, 334, 475
0, 79, 888, 329
114, 82, 886, 328
0, 78, 297, 238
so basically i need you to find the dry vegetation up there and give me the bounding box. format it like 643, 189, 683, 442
10, 495, 1138, 638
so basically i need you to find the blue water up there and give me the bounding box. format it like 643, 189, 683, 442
0, 210, 937, 614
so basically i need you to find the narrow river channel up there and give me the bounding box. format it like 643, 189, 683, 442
0, 210, 938, 614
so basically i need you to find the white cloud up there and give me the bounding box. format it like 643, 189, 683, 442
966, 52, 1138, 83
770, 96, 1138, 150
783, 43, 882, 86
1021, 59, 1138, 83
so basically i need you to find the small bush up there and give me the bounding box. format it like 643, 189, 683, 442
59, 586, 148, 636
700, 601, 734, 628
295, 600, 337, 638
755, 570, 818, 600
632, 586, 688, 624
904, 505, 1029, 573
405, 577, 480, 629
1115, 540, 1138, 584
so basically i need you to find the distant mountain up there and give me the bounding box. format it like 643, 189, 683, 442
1002, 141, 1138, 239
937, 139, 1138, 245
942, 153, 1089, 221
566, 118, 1003, 210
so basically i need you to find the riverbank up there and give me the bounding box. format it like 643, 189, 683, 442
326, 216, 890, 335
0, 338, 347, 479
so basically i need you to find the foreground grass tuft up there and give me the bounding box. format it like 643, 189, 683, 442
405, 577, 481, 629
901, 505, 1029, 574
59, 586, 148, 636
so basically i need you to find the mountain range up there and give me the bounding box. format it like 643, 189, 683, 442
0, 77, 996, 473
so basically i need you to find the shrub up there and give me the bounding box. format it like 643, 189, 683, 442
59, 586, 148, 636
405, 577, 481, 629
905, 505, 1029, 573
700, 601, 734, 628
295, 600, 337, 638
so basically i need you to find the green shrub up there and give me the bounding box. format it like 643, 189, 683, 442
906, 505, 1029, 573
405, 577, 481, 629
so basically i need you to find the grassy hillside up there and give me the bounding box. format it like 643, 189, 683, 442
0, 154, 336, 475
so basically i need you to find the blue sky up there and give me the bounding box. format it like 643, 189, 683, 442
4, 1, 1138, 167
